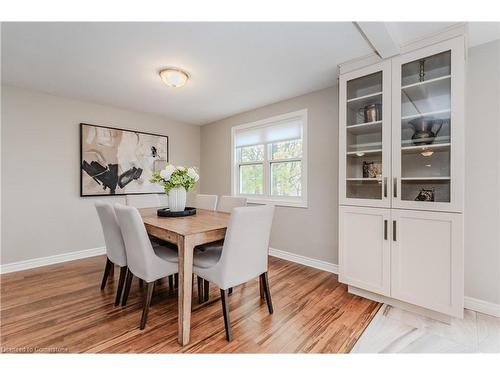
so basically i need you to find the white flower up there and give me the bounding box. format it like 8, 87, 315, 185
160, 164, 176, 180
187, 167, 199, 182
176, 166, 186, 172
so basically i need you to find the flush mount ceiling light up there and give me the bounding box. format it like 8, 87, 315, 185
159, 67, 190, 88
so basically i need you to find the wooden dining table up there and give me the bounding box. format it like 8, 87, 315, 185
139, 207, 230, 346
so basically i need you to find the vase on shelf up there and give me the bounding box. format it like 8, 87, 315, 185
168, 186, 187, 212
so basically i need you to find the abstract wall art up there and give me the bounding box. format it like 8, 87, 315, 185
80, 123, 168, 196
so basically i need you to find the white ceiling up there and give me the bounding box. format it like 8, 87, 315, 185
384, 22, 500, 48
2, 22, 499, 125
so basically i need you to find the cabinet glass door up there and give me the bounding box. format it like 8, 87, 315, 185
339, 62, 391, 207
392, 37, 464, 212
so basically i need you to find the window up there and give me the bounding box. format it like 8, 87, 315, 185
232, 109, 307, 207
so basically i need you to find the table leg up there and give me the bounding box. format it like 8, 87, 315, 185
177, 235, 194, 346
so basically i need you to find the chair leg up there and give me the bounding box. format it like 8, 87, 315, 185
121, 270, 134, 307
174, 273, 179, 289
220, 289, 232, 341
259, 277, 265, 299
203, 279, 209, 302
140, 281, 155, 330
168, 275, 174, 294
100, 258, 113, 290
260, 272, 274, 314
197, 277, 204, 304
114, 266, 127, 306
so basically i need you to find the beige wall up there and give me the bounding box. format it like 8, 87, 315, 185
200, 41, 500, 305
201, 86, 339, 264
465, 40, 500, 305
1, 85, 200, 264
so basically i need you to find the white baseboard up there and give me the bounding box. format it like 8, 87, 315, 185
0, 247, 106, 274
269, 247, 339, 274
464, 296, 500, 318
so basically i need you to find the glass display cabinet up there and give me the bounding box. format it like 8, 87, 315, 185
339, 37, 464, 212
392, 37, 464, 212
338, 35, 465, 319
339, 61, 391, 208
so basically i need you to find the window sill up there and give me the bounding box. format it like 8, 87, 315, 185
245, 197, 308, 208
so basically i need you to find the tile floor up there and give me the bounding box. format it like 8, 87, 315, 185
351, 304, 500, 353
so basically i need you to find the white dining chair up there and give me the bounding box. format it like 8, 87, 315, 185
125, 194, 161, 208
217, 196, 247, 213
195, 194, 218, 211
197, 195, 247, 303
126, 193, 176, 287
95, 201, 128, 306
114, 204, 179, 330
192, 205, 275, 341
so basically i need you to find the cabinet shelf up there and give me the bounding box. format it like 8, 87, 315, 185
402, 75, 450, 105
347, 91, 382, 103
401, 177, 450, 181
346, 177, 382, 181
347, 149, 382, 156
346, 121, 382, 135
401, 142, 450, 154
401, 109, 451, 121
401, 75, 451, 90
346, 92, 382, 113
401, 136, 450, 147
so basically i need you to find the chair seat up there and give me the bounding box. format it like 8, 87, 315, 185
193, 245, 222, 269
152, 238, 178, 250
154, 245, 179, 263
195, 239, 224, 252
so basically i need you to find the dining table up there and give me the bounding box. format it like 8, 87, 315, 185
139, 207, 230, 346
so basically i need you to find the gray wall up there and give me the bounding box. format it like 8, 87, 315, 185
1, 41, 498, 305
1, 85, 200, 264
464, 40, 500, 305
201, 86, 339, 264
200, 41, 500, 305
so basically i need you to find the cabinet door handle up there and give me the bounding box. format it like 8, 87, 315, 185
393, 220, 397, 241
383, 177, 387, 198
384, 219, 388, 240
393, 177, 398, 198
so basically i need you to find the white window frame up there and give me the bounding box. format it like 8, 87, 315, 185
231, 109, 308, 208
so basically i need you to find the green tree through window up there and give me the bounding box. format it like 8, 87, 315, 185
233, 110, 306, 205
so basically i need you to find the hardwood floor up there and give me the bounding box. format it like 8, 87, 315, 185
0, 255, 380, 353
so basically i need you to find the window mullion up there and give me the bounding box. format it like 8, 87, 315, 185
264, 143, 270, 197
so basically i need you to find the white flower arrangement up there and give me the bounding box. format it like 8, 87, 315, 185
150, 164, 199, 193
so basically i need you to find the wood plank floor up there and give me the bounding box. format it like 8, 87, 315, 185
0, 255, 380, 353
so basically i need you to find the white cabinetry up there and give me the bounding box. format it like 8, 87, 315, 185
339, 206, 390, 296
391, 209, 464, 317
338, 35, 465, 319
